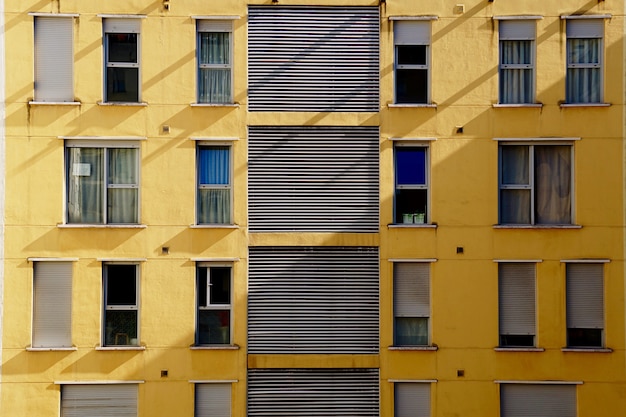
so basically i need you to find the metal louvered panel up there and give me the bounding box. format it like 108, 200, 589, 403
61, 384, 137, 417
195, 384, 231, 417
394, 21, 430, 45
566, 19, 603, 38
566, 263, 604, 329
34, 17, 74, 102
498, 263, 535, 335
499, 20, 535, 40
197, 20, 232, 32
248, 247, 379, 354
248, 369, 379, 417
500, 384, 576, 417
32, 262, 72, 348
395, 383, 430, 417
248, 6, 379, 112
248, 126, 379, 233
394, 263, 429, 317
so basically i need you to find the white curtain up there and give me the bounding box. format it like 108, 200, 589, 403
567, 38, 600, 103
500, 40, 533, 104
535, 146, 571, 224
67, 148, 103, 223
199, 33, 231, 103
107, 148, 138, 224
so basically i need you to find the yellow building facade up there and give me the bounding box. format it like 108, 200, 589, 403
1, 0, 625, 416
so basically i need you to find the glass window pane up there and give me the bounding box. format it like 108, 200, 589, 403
198, 68, 231, 103
395, 317, 428, 346
534, 146, 571, 224
197, 310, 230, 344
106, 265, 137, 305
107, 33, 138, 63
567, 328, 602, 348
500, 146, 529, 185
67, 147, 104, 224
566, 67, 601, 103
501, 40, 532, 65
397, 45, 426, 66
108, 149, 137, 185
198, 268, 208, 307
500, 189, 531, 224
106, 67, 139, 102
209, 267, 230, 305
199, 32, 230, 65
396, 69, 427, 104
107, 188, 138, 224
104, 310, 138, 345
198, 189, 231, 224
395, 189, 427, 224
500, 68, 533, 104
199, 147, 230, 185
567, 38, 599, 64
396, 147, 426, 185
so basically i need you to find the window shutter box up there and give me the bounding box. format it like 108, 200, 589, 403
566, 263, 604, 329
566, 19, 603, 38
248, 247, 379, 354
197, 20, 232, 32
32, 262, 72, 348
395, 383, 430, 417
104, 18, 140, 33
500, 384, 576, 417
499, 20, 535, 40
34, 17, 73, 102
61, 384, 137, 417
394, 21, 430, 45
498, 263, 535, 335
195, 384, 231, 417
394, 263, 430, 317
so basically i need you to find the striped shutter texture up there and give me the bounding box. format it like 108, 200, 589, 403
34, 17, 73, 102
394, 263, 429, 317
248, 247, 379, 354
566, 19, 603, 38
566, 263, 604, 329
247, 6, 380, 112
394, 21, 430, 45
500, 384, 576, 417
499, 20, 535, 40
104, 18, 140, 33
195, 384, 231, 417
248, 369, 379, 417
197, 20, 232, 33
395, 383, 430, 417
61, 384, 137, 417
498, 263, 535, 335
32, 262, 72, 348
248, 126, 379, 233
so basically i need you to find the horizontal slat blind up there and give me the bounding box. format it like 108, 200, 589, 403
500, 384, 576, 417
33, 262, 72, 348
566, 19, 603, 38
248, 6, 379, 112
394, 21, 430, 45
499, 263, 535, 335
248, 369, 379, 417
499, 20, 535, 40
248, 247, 379, 354
34, 17, 74, 102
395, 383, 430, 417
197, 20, 232, 33
103, 18, 140, 33
195, 383, 231, 417
248, 126, 379, 232
61, 384, 137, 417
566, 263, 604, 329
394, 263, 429, 317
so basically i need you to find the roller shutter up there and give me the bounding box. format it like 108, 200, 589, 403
32, 261, 72, 348
395, 383, 430, 417
566, 263, 604, 329
498, 263, 535, 336
248, 247, 379, 354
499, 20, 535, 40
394, 263, 430, 318
34, 17, 74, 102
248, 126, 379, 233
61, 384, 137, 417
247, 6, 380, 112
566, 19, 603, 38
195, 384, 231, 417
500, 384, 576, 417
248, 369, 379, 417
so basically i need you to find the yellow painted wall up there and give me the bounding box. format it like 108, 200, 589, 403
2, 0, 625, 416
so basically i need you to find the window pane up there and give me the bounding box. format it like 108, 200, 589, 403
566, 67, 601, 103
395, 317, 428, 346
500, 68, 533, 104
67, 147, 104, 224
106, 265, 137, 305
107, 188, 138, 224
500, 189, 531, 224
108, 149, 137, 185
501, 40, 532, 65
107, 33, 137, 63
199, 32, 230, 65
199, 147, 230, 185
104, 310, 138, 345
198, 189, 231, 224
198, 268, 208, 307
567, 38, 599, 64
397, 45, 426, 66
106, 67, 139, 102
567, 328, 602, 348
197, 310, 230, 344
534, 146, 571, 224
396, 69, 427, 104
395, 189, 427, 224
198, 68, 231, 103
210, 267, 230, 305
500, 335, 534, 347
500, 146, 529, 185
396, 147, 426, 185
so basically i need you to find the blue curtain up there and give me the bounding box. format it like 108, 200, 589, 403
198, 146, 231, 224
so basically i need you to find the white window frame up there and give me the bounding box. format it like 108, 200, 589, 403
394, 382, 431, 417
393, 262, 431, 347
102, 263, 140, 347
103, 17, 142, 103
393, 19, 432, 105
196, 19, 233, 104
394, 143, 430, 225
497, 19, 537, 104
65, 140, 140, 225
196, 263, 233, 345
194, 382, 232, 417
196, 142, 233, 225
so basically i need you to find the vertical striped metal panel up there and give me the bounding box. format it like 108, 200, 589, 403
394, 263, 430, 317
248, 247, 379, 354
248, 126, 379, 233
248, 369, 380, 417
498, 263, 536, 335
247, 6, 380, 112
32, 262, 72, 348
61, 384, 137, 417
395, 383, 430, 417
195, 384, 231, 417
566, 263, 604, 329
34, 17, 74, 102
500, 384, 576, 417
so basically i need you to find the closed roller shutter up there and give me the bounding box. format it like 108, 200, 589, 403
500, 384, 576, 417
248, 126, 379, 233
34, 17, 74, 102
394, 263, 430, 318
195, 383, 231, 417
61, 384, 137, 417
499, 20, 535, 40
247, 6, 380, 112
395, 383, 430, 417
498, 263, 535, 335
248, 369, 379, 417
248, 247, 379, 354
103, 18, 140, 33
566, 19, 603, 38
566, 263, 604, 329
32, 262, 72, 348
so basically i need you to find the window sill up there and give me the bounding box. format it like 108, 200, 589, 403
388, 224, 437, 229
190, 103, 239, 108
190, 345, 240, 350
561, 347, 612, 353
560, 103, 611, 108
493, 103, 542, 108
494, 224, 582, 229
494, 347, 545, 352
29, 101, 81, 106
388, 346, 438, 351
58, 224, 147, 229
95, 346, 146, 351
97, 101, 148, 107
388, 103, 437, 108
189, 224, 240, 229
26, 347, 77, 351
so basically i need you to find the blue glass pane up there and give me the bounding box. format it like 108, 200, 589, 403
199, 146, 230, 185
396, 147, 426, 185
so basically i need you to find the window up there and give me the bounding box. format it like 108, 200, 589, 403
66, 141, 139, 224
394, 383, 430, 417
197, 145, 231, 224
499, 144, 572, 225
61, 384, 137, 417
195, 383, 231, 417
104, 18, 140, 102
394, 21, 430, 104
499, 20, 535, 104
395, 145, 428, 224
566, 19, 603, 104
197, 20, 232, 104
34, 16, 74, 102
103, 264, 139, 346
566, 263, 604, 348
196, 264, 231, 345
500, 384, 576, 417
394, 262, 430, 346
498, 263, 535, 347
32, 261, 72, 348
